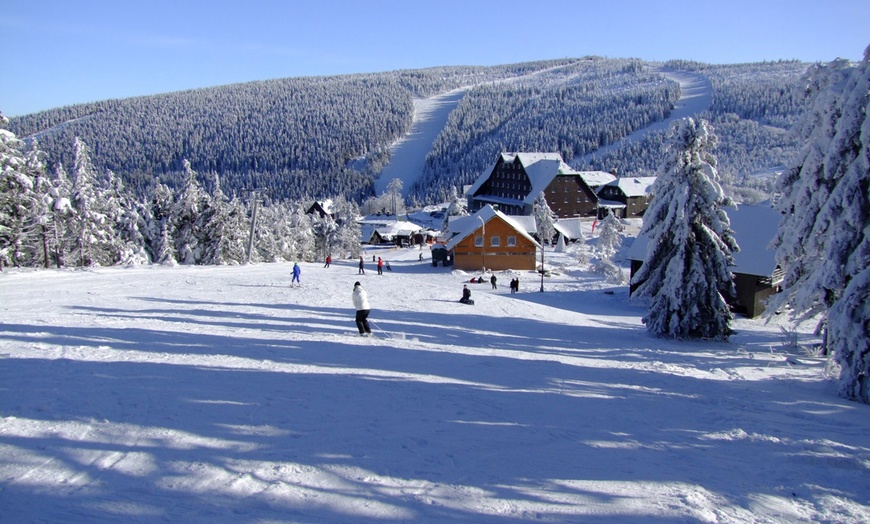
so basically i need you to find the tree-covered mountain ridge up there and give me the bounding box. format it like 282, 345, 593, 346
8, 57, 810, 205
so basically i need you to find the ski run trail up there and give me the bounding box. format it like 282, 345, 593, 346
376, 65, 712, 198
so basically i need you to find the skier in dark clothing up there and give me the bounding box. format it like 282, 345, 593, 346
358, 256, 365, 274
491, 274, 497, 289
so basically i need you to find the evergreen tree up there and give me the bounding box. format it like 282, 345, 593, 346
69, 137, 114, 266
773, 46, 870, 403
769, 59, 855, 322
287, 203, 315, 261
442, 186, 467, 232
631, 118, 738, 340
47, 163, 74, 267
0, 128, 38, 268
594, 210, 626, 284
533, 193, 556, 246
197, 172, 230, 265
172, 159, 206, 264
330, 196, 363, 259
596, 210, 623, 261
105, 170, 149, 265
145, 180, 177, 266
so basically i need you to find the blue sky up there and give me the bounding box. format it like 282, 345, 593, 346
2, 0, 868, 116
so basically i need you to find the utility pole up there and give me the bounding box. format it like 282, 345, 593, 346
243, 189, 262, 265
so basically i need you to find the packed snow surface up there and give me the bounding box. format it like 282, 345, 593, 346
1, 246, 868, 523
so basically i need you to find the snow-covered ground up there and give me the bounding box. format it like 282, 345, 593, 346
2, 245, 868, 523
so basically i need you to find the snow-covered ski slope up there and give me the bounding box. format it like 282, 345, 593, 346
1, 246, 868, 523
376, 66, 713, 198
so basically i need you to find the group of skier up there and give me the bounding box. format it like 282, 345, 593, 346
291, 255, 519, 336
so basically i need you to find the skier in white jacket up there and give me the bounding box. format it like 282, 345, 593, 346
352, 282, 372, 336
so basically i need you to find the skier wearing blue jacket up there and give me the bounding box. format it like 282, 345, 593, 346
292, 262, 301, 286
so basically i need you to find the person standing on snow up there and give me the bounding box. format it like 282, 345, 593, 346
352, 282, 372, 336
292, 262, 301, 286
490, 274, 497, 289
377, 257, 384, 275
358, 256, 365, 275
324, 255, 331, 268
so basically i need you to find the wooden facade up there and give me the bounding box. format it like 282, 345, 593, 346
467, 152, 623, 219
469, 155, 532, 215
542, 174, 601, 218
448, 206, 539, 271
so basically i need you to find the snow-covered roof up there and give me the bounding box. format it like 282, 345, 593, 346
466, 152, 575, 205
445, 205, 541, 251
553, 217, 586, 240
578, 171, 618, 188
359, 219, 423, 242
466, 153, 621, 210
625, 204, 779, 277
603, 176, 656, 197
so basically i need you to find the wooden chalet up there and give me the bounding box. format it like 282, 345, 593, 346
465, 152, 617, 219
626, 204, 782, 318
446, 205, 541, 271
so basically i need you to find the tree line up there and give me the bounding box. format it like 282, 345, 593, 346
8, 58, 808, 209
0, 131, 363, 270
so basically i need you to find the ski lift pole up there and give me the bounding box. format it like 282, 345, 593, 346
243, 189, 262, 264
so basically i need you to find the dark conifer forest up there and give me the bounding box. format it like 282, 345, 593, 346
8, 58, 809, 205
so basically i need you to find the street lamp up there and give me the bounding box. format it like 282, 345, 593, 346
540, 240, 545, 292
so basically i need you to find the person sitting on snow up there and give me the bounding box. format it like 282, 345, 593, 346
459, 284, 473, 304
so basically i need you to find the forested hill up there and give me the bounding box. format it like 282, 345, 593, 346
9, 57, 810, 205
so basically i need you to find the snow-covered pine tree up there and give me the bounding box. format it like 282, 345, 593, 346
0, 128, 38, 268
287, 203, 315, 261
594, 210, 626, 285
145, 180, 176, 266
105, 169, 149, 265
172, 159, 206, 264
197, 172, 230, 265
769, 59, 855, 322
442, 186, 468, 233
773, 46, 870, 403
631, 118, 739, 340
533, 192, 556, 246
311, 212, 338, 261
29, 145, 58, 268
596, 210, 623, 262
47, 163, 74, 267
69, 137, 114, 267
330, 196, 362, 259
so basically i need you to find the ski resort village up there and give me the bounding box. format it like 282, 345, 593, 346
2, 35, 869, 524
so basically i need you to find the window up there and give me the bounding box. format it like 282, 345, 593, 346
474, 236, 483, 247
507, 236, 517, 247
491, 236, 500, 247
